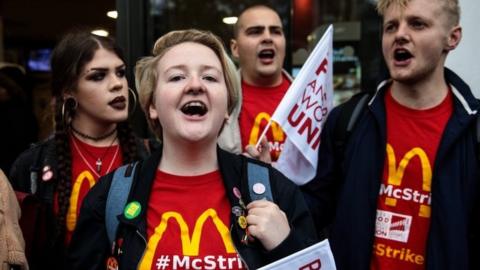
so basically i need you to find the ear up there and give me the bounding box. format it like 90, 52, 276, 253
148, 103, 159, 120
224, 113, 230, 122
63, 92, 77, 102
445, 25, 462, 51
230, 39, 239, 59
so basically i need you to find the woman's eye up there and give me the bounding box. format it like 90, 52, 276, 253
169, 75, 184, 82
203, 75, 218, 82
87, 72, 106, 81
116, 69, 126, 78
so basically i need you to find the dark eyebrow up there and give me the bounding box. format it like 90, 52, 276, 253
86, 64, 126, 73
245, 26, 265, 32
87, 68, 108, 73
269, 26, 283, 31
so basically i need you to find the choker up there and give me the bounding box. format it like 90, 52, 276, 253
70, 125, 117, 141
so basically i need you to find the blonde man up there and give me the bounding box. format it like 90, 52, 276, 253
305, 0, 479, 269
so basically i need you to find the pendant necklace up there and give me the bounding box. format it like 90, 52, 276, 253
71, 132, 119, 177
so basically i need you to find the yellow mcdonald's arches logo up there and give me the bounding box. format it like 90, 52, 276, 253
249, 112, 284, 146
138, 208, 235, 270
66, 170, 96, 231
385, 144, 432, 218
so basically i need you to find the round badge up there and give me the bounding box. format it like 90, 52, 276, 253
42, 170, 53, 182
238, 216, 247, 229
124, 201, 141, 219
233, 187, 242, 199
41, 165, 53, 181
106, 256, 119, 270
231, 206, 243, 216
252, 183, 266, 195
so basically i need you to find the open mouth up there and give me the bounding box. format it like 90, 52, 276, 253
394, 49, 413, 62
258, 49, 275, 60
180, 101, 208, 116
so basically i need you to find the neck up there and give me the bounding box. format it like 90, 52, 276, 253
159, 138, 218, 176
70, 118, 118, 146
243, 71, 283, 87
390, 69, 448, 110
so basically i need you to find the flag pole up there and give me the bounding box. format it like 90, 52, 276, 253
255, 120, 272, 149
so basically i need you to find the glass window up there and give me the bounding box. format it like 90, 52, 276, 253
292, 0, 385, 104
142, 0, 385, 104
146, 0, 292, 65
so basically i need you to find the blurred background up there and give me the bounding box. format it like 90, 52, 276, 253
0, 0, 478, 174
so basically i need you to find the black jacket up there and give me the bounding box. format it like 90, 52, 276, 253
9, 136, 156, 270
305, 68, 480, 269
67, 147, 318, 270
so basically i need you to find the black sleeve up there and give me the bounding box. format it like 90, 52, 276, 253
66, 174, 112, 270
264, 168, 319, 263
471, 192, 480, 269
301, 106, 343, 232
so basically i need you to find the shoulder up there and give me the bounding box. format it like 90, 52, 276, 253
0, 170, 10, 201
9, 138, 55, 191
14, 138, 53, 164
281, 69, 293, 83
326, 91, 375, 132
0, 170, 19, 212
217, 147, 244, 170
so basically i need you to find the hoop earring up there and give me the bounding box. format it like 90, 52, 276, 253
128, 87, 138, 115
62, 97, 78, 126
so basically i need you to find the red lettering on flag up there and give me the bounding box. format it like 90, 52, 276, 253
299, 259, 322, 270
315, 58, 328, 76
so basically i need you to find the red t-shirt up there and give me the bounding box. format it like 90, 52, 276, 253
238, 75, 290, 161
370, 89, 452, 270
139, 170, 245, 270
62, 135, 122, 243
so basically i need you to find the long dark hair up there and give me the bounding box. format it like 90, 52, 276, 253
50, 31, 139, 241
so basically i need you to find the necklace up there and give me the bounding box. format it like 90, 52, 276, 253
71, 134, 119, 177
70, 125, 117, 142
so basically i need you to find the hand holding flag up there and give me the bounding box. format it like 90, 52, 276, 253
266, 25, 334, 185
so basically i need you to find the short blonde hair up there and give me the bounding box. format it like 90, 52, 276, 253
376, 0, 460, 26
135, 29, 239, 138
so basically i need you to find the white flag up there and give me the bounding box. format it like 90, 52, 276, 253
258, 239, 337, 270
272, 25, 334, 185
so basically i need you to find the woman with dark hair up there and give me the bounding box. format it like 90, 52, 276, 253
9, 31, 154, 270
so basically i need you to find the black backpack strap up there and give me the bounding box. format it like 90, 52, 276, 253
105, 162, 139, 244
333, 92, 371, 162
247, 161, 273, 202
